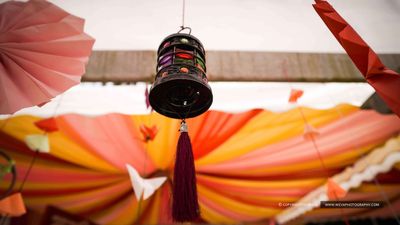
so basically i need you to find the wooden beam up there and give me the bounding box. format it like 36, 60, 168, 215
83, 51, 400, 82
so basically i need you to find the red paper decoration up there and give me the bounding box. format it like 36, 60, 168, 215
313, 0, 400, 118
139, 125, 158, 142
34, 118, 59, 133
288, 89, 304, 103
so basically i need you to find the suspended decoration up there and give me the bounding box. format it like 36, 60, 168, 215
0, 0, 95, 114
297, 100, 350, 224
149, 26, 212, 222
326, 178, 347, 200
34, 118, 59, 133
139, 124, 158, 142
313, 0, 400, 118
0, 192, 26, 217
126, 164, 167, 201
25, 134, 50, 153
149, 31, 212, 119
288, 88, 304, 103
19, 135, 44, 199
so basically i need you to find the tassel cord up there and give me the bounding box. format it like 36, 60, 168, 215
172, 129, 199, 222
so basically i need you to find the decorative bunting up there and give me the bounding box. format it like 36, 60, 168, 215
288, 89, 304, 103
126, 164, 167, 201
139, 125, 158, 142
303, 123, 320, 141
34, 118, 59, 133
25, 134, 50, 153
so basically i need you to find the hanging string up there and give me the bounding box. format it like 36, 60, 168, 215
18, 94, 65, 193
0, 95, 64, 224
282, 61, 350, 225
282, 60, 328, 171
324, 83, 400, 225
0, 117, 17, 225
181, 0, 186, 29
18, 150, 39, 192
296, 106, 350, 225
297, 107, 327, 170
177, 0, 192, 34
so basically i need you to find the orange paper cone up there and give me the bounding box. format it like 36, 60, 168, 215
139, 125, 158, 142
288, 89, 304, 103
35, 118, 59, 132
327, 178, 347, 200
0, 193, 26, 217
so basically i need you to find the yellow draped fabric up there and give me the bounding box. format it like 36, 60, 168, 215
1, 105, 400, 224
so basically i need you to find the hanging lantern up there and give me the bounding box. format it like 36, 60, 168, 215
149, 29, 212, 222
149, 32, 213, 119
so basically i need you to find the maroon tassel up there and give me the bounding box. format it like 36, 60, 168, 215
172, 121, 200, 222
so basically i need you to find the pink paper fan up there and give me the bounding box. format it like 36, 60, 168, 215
0, 1, 95, 114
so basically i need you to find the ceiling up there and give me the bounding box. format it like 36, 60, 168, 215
5, 82, 374, 117
35, 0, 400, 52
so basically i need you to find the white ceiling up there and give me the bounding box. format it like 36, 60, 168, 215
5, 82, 374, 117
0, 0, 392, 116
34, 0, 400, 52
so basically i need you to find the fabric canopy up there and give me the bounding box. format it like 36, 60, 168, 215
1, 105, 400, 224
277, 136, 400, 223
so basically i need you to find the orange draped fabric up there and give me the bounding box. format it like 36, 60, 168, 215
1, 105, 400, 224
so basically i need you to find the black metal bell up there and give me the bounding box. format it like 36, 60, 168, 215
149, 33, 213, 119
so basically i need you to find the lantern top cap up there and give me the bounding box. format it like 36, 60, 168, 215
157, 33, 205, 55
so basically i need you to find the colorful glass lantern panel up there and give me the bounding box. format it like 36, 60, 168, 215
150, 33, 212, 119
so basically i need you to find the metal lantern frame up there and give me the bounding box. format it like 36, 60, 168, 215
149, 30, 213, 119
